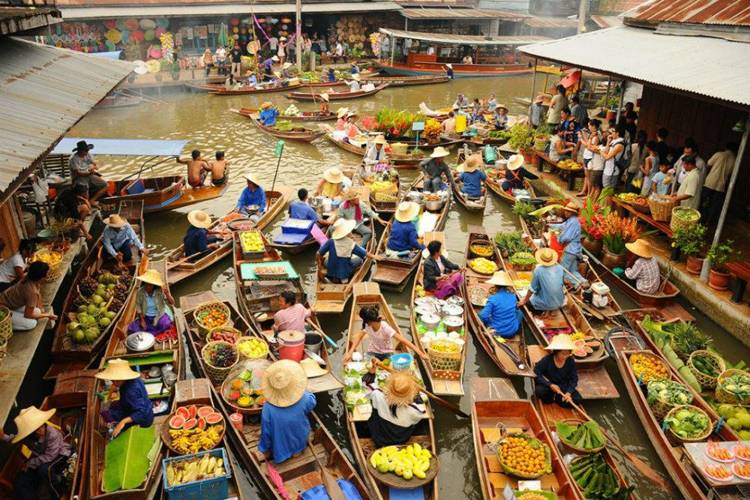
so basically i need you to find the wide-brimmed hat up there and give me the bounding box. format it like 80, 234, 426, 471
137, 269, 164, 288
244, 173, 261, 186
96, 358, 140, 381
430, 147, 450, 159
73, 140, 94, 152
187, 209, 212, 229
331, 218, 356, 240
487, 271, 512, 287
343, 187, 363, 201
260, 101, 273, 109
459, 154, 482, 173
545, 333, 576, 351
497, 104, 508, 112
282, 62, 292, 70
11, 406, 56, 444
534, 94, 545, 104
561, 201, 579, 214
625, 239, 653, 259
271, 55, 280, 62
373, 135, 388, 146
337, 107, 349, 118
351, 74, 360, 81
395, 201, 420, 223
445, 63, 453, 69
300, 358, 327, 378
507, 154, 524, 171
383, 371, 420, 407
535, 247, 559, 267
320, 93, 330, 102
279, 36, 287, 42
323, 167, 344, 184
103, 214, 127, 228
261, 359, 307, 408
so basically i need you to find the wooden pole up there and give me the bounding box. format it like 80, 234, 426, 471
296, 0, 302, 71
390, 35, 395, 66
615, 80, 625, 125
578, 0, 589, 34
529, 57, 538, 102
604, 76, 612, 115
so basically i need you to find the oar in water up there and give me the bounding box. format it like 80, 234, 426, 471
308, 436, 347, 500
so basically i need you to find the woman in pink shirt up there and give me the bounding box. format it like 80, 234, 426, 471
273, 291, 310, 333
343, 306, 427, 362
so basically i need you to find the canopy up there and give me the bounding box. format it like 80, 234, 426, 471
90, 51, 122, 60
52, 138, 188, 156
379, 28, 549, 47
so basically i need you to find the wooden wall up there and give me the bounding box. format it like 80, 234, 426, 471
0, 199, 22, 259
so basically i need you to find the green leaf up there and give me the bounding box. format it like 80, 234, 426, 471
555, 420, 577, 439
103, 425, 157, 492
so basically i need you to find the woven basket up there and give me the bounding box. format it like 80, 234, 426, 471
193, 301, 231, 336
670, 207, 701, 234
0, 336, 7, 361
647, 195, 676, 222
201, 341, 239, 385
0, 306, 12, 341
631, 201, 651, 215
688, 350, 726, 390
207, 326, 242, 345
557, 418, 606, 455
647, 380, 694, 421
428, 341, 461, 372
664, 405, 713, 444
630, 352, 669, 384
235, 336, 269, 360
497, 434, 552, 479
716, 369, 750, 405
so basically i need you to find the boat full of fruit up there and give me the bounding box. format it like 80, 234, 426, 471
166, 405, 225, 454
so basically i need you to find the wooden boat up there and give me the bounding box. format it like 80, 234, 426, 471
45, 200, 145, 379
287, 83, 389, 101
463, 227, 534, 378
266, 229, 320, 254
345, 282, 438, 499
100, 175, 228, 214
87, 258, 186, 500
208, 82, 302, 95
376, 60, 533, 79
178, 293, 364, 499
362, 75, 450, 87
236, 106, 336, 122
165, 188, 291, 286
609, 332, 745, 499
299, 79, 348, 88
0, 370, 95, 499
450, 171, 487, 213
359, 168, 400, 219
313, 218, 377, 314
245, 112, 326, 142
320, 124, 425, 169
486, 172, 537, 206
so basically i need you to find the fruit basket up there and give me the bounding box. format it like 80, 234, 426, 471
688, 350, 726, 390
670, 206, 701, 234
629, 352, 669, 384
193, 302, 231, 336
497, 433, 552, 479
664, 405, 712, 444
162, 447, 230, 498
716, 369, 750, 405
161, 404, 225, 455
366, 443, 438, 487
207, 326, 242, 345
236, 336, 269, 360
202, 341, 238, 385
31, 248, 64, 282
427, 340, 462, 374
509, 252, 537, 272
220, 362, 270, 415
469, 258, 498, 275
469, 243, 494, 258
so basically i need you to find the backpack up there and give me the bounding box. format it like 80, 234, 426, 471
613, 138, 630, 171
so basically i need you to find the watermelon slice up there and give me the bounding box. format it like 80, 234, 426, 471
187, 405, 198, 420
168, 415, 185, 430
205, 413, 223, 425
176, 406, 190, 420
198, 406, 214, 418
197, 417, 206, 430
183, 418, 198, 430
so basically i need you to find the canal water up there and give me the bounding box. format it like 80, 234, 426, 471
68, 77, 750, 499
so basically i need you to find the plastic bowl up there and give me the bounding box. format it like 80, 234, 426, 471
389, 353, 414, 371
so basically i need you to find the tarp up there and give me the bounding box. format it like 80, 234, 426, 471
52, 138, 188, 156
379, 28, 549, 47
90, 51, 122, 60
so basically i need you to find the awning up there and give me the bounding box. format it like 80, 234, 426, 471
52, 138, 188, 156
90, 50, 122, 60
379, 28, 549, 46
520, 25, 750, 108
60, 2, 401, 20
400, 8, 527, 21
0, 37, 132, 201
524, 16, 579, 29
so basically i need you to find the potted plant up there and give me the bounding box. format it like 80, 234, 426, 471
596, 93, 621, 121
706, 240, 740, 290
578, 189, 612, 257
533, 122, 552, 151
507, 123, 535, 164
671, 224, 707, 275
600, 213, 642, 269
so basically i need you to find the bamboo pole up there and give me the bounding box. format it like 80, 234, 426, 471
295, 0, 302, 71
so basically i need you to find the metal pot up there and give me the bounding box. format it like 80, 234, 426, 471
406, 191, 423, 203
421, 314, 441, 330
126, 332, 155, 352
441, 303, 463, 318
424, 199, 444, 211
443, 315, 464, 332
446, 295, 464, 308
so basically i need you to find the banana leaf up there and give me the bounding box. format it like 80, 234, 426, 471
103, 425, 158, 492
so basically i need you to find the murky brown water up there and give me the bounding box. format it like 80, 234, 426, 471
69, 78, 750, 499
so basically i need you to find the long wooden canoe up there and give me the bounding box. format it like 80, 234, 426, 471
359, 169, 400, 219
486, 171, 537, 206
209, 82, 303, 95
450, 167, 487, 213
287, 83, 389, 101
463, 227, 534, 378
362, 75, 450, 87
246, 112, 326, 142
236, 106, 336, 122
320, 124, 425, 169
178, 292, 367, 499
299, 79, 348, 88
100, 175, 229, 214
345, 282, 438, 499
165, 188, 291, 286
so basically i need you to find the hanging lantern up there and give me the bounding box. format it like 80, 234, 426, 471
140, 19, 156, 30
125, 18, 139, 30
232, 27, 239, 34
154, 27, 166, 37
131, 30, 144, 42
281, 17, 292, 24
230, 17, 240, 26
105, 28, 122, 44
144, 29, 155, 41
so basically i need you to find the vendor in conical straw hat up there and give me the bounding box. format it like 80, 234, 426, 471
318, 218, 379, 284
0, 405, 73, 497
336, 187, 376, 246
102, 213, 147, 269
97, 359, 154, 437
549, 201, 587, 289
318, 92, 330, 114
624, 239, 660, 295
480, 271, 522, 339
363, 134, 390, 171
184, 210, 222, 259
258, 101, 279, 126
499, 153, 539, 192
315, 167, 346, 200
235, 172, 267, 222
335, 107, 349, 129
534, 333, 582, 408
420, 146, 456, 193
366, 370, 426, 448
386, 202, 423, 258
259, 360, 316, 464
518, 248, 565, 318
456, 153, 487, 200
128, 268, 175, 336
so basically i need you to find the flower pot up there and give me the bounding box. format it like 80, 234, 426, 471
601, 247, 627, 269
686, 255, 704, 275
708, 268, 731, 291
521, 148, 534, 165
606, 110, 616, 121
582, 238, 602, 257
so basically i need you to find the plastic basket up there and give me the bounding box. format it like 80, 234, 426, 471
162, 448, 231, 500
670, 207, 701, 234
716, 369, 750, 405
428, 341, 461, 373
647, 195, 676, 222
193, 302, 231, 336
0, 306, 12, 341
389, 353, 413, 371
664, 405, 712, 445
235, 336, 269, 360
688, 350, 726, 390
201, 341, 239, 385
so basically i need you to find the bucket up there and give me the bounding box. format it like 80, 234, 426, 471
278, 330, 305, 362
304, 332, 323, 355
229, 412, 243, 432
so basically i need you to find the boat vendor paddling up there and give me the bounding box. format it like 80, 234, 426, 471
258, 360, 316, 465
234, 173, 267, 221
1, 405, 72, 500
549, 202, 587, 289
518, 248, 565, 317
500, 154, 538, 192
259, 102, 279, 127
273, 291, 311, 334
127, 269, 175, 336
344, 305, 427, 363
314, 167, 345, 200
176, 149, 211, 188
97, 359, 154, 437
480, 271, 522, 339
184, 210, 224, 258
336, 188, 375, 246
345, 73, 361, 92
363, 135, 389, 173
364, 371, 426, 448
318, 219, 379, 284
534, 333, 582, 408
0, 238, 35, 292
456, 154, 486, 200
423, 240, 462, 299
624, 239, 660, 295
386, 202, 424, 257
0, 262, 57, 331
69, 140, 108, 205
420, 147, 455, 193
318, 93, 330, 115
444, 63, 454, 79
102, 214, 147, 269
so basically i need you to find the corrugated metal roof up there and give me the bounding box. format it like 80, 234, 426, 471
591, 15, 623, 28
0, 37, 132, 198
380, 28, 549, 45
524, 16, 579, 29
401, 8, 526, 20
519, 25, 750, 107
626, 0, 750, 27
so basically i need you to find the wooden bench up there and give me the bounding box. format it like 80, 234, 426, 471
534, 150, 583, 191
725, 261, 750, 304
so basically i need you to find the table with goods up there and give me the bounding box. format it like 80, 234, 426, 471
683, 441, 750, 486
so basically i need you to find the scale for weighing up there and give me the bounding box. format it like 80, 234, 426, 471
591, 282, 611, 309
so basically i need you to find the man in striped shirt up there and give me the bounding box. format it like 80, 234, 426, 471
624, 239, 660, 294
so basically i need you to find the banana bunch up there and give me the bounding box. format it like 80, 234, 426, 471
168, 425, 224, 454
370, 443, 433, 480
166, 454, 226, 486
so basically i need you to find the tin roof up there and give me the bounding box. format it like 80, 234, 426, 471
524, 16, 579, 29
400, 8, 526, 20
591, 15, 623, 28
626, 0, 750, 27
379, 28, 549, 45
0, 37, 132, 199
519, 25, 750, 108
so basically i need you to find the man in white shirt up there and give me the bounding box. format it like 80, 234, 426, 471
346, 74, 361, 92
671, 139, 706, 203
702, 142, 738, 224
673, 156, 702, 210
215, 46, 226, 75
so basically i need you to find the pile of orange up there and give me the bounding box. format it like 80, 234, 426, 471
498, 434, 551, 478
200, 309, 229, 329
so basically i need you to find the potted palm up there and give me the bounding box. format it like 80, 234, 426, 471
706, 240, 739, 290
671, 224, 707, 275
507, 123, 535, 165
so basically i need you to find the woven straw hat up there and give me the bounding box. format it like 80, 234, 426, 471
487, 271, 512, 287
351, 74, 360, 81
507, 154, 524, 171
320, 93, 330, 102
300, 358, 327, 378
459, 154, 482, 173
137, 269, 164, 288
244, 173, 261, 186
104, 214, 127, 228
11, 406, 56, 444
272, 55, 280, 62
545, 333, 576, 351
282, 62, 292, 70
343, 187, 363, 201
260, 102, 273, 110
373, 135, 388, 145
337, 107, 349, 118
561, 201, 579, 214
395, 201, 419, 223
430, 147, 450, 159
625, 239, 653, 258
323, 167, 344, 184
261, 359, 307, 408
331, 219, 356, 240
96, 358, 140, 381
187, 210, 212, 229
383, 371, 420, 407
535, 248, 559, 267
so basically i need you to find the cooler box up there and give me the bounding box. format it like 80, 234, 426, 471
273, 232, 311, 245
281, 218, 315, 235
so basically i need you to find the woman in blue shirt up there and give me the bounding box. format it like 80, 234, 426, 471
183, 210, 221, 258
318, 219, 378, 283
386, 202, 423, 256
550, 202, 586, 288
235, 173, 267, 221
480, 271, 522, 338
259, 360, 316, 464
97, 359, 154, 437
258, 102, 279, 126
127, 269, 174, 335
457, 154, 487, 199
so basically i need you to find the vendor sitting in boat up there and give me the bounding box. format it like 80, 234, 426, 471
549, 202, 587, 289
344, 305, 427, 362
326, 67, 336, 82
365, 371, 426, 448
534, 333, 582, 407
314, 167, 345, 200
97, 359, 154, 437
281, 62, 294, 79
518, 248, 565, 318
362, 135, 389, 175
500, 154, 538, 192
102, 214, 147, 269
318, 93, 330, 115
335, 108, 348, 131
480, 271, 522, 338
493, 104, 509, 130
289, 188, 327, 225
273, 290, 310, 334
1, 405, 72, 499
261, 55, 279, 80
456, 154, 487, 200
128, 269, 174, 336
343, 111, 361, 141
386, 202, 424, 257
184, 210, 222, 259
453, 94, 469, 109
423, 240, 462, 299
420, 147, 455, 193
318, 219, 378, 284
259, 102, 279, 127
234, 173, 267, 221
345, 73, 361, 92
259, 360, 316, 465
337, 188, 375, 246
623, 239, 660, 295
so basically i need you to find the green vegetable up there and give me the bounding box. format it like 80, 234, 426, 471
103, 425, 158, 492
507, 123, 535, 150
512, 201, 536, 219
720, 373, 750, 400
570, 453, 633, 499
556, 420, 606, 450
510, 252, 537, 267
667, 321, 711, 357
646, 379, 694, 407
664, 407, 710, 439
494, 231, 528, 256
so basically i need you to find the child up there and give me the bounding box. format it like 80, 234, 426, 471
650, 162, 672, 195
209, 151, 228, 186
343, 306, 428, 362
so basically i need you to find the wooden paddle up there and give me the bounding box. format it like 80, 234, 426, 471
308, 435, 347, 500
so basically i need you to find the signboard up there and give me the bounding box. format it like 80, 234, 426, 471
412, 121, 425, 132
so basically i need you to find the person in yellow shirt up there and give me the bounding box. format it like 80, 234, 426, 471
314, 167, 345, 199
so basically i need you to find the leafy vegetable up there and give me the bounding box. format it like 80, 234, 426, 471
494, 231, 528, 256
664, 407, 710, 439
719, 373, 750, 400
103, 425, 158, 492
512, 201, 536, 219
555, 420, 606, 450
507, 123, 534, 150
646, 379, 693, 407
570, 453, 633, 499
667, 321, 711, 357
510, 252, 537, 268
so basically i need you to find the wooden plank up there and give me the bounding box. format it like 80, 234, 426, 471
471, 377, 519, 402
528, 346, 619, 400
430, 379, 464, 396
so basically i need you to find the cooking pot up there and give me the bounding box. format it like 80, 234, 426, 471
441, 303, 463, 317
421, 314, 440, 330
443, 315, 464, 332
